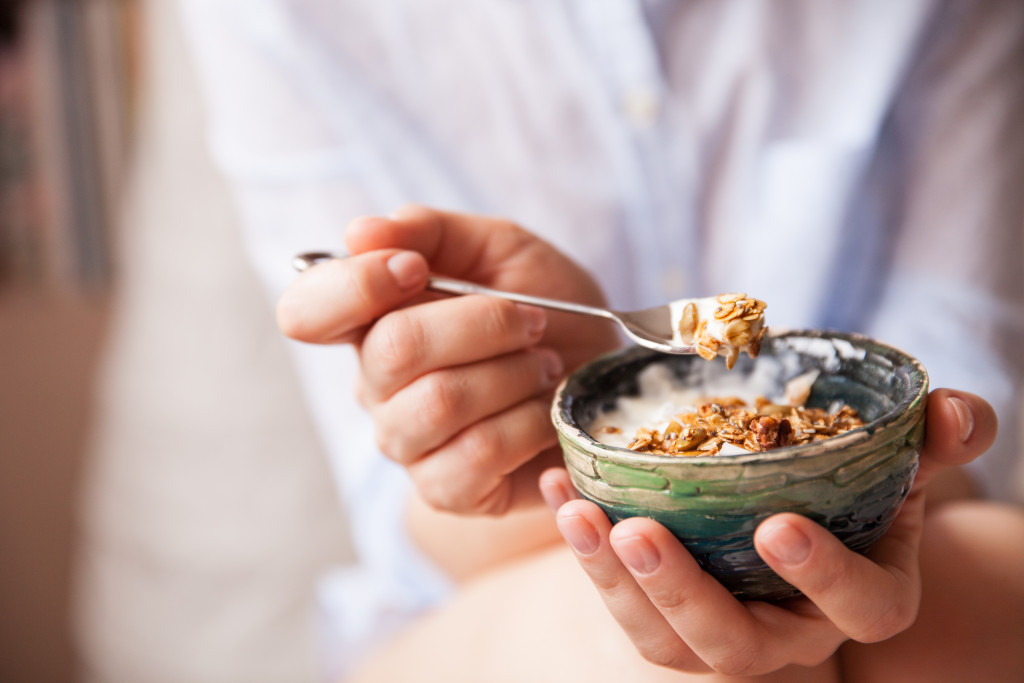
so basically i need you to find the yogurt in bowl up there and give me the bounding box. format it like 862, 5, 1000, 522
589, 365, 864, 456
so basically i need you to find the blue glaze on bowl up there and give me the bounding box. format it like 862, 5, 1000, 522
552, 330, 928, 601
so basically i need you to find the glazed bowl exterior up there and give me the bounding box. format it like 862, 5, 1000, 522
552, 330, 928, 601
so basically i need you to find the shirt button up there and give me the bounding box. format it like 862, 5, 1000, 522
623, 87, 660, 127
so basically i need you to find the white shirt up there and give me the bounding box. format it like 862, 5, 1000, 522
179, 0, 1024, 677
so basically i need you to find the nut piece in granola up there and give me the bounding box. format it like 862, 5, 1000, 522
749, 415, 793, 449
677, 302, 698, 344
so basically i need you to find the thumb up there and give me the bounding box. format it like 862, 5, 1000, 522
915, 389, 997, 489
277, 248, 429, 344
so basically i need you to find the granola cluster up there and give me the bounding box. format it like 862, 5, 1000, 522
602, 396, 865, 457
678, 293, 768, 370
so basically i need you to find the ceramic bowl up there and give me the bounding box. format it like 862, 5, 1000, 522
552, 329, 928, 601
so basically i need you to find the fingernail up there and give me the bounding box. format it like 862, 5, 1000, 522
761, 522, 811, 567
534, 348, 564, 383
948, 396, 975, 443
386, 251, 427, 291
517, 304, 547, 339
615, 535, 661, 575
557, 514, 599, 555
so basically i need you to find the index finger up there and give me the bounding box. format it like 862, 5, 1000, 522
276, 249, 429, 344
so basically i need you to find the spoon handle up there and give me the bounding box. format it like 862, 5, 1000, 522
293, 252, 616, 321
427, 276, 615, 320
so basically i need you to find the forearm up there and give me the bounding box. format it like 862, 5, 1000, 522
405, 490, 563, 583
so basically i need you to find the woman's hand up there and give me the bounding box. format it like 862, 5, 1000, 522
539, 389, 997, 675
278, 206, 619, 515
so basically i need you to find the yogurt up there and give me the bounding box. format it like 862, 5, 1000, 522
670, 293, 767, 369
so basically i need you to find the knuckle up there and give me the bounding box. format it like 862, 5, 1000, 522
855, 601, 918, 643
589, 571, 628, 594
649, 586, 693, 615
470, 481, 514, 516
500, 220, 534, 247
365, 314, 427, 386
370, 405, 422, 465
372, 423, 407, 464
417, 374, 467, 430
417, 483, 459, 513
799, 557, 850, 598
410, 436, 512, 515
795, 648, 840, 669
406, 447, 468, 514
477, 297, 523, 340
708, 645, 760, 676
415, 473, 476, 514
457, 423, 504, 471
636, 642, 703, 671
416, 479, 455, 512
498, 221, 549, 265
639, 644, 682, 669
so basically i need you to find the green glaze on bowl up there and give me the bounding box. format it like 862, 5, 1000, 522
552, 330, 928, 601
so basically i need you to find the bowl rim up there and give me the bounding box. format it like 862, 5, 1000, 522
552, 328, 929, 468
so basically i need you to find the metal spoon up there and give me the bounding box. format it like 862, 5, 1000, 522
292, 251, 764, 357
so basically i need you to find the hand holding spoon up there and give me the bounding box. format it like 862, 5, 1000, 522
293, 252, 766, 366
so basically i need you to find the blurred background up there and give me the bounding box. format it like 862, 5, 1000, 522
4, 2, 1022, 682
1, 1, 351, 681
